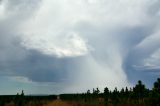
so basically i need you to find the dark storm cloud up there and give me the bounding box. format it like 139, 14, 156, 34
0, 50, 76, 82
121, 0, 160, 87
0, 34, 82, 83
0, 0, 84, 84
0, 0, 68, 83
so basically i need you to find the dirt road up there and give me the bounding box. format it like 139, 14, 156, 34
44, 99, 73, 106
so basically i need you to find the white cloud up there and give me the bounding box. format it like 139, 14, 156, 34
19, 0, 92, 58
21, 32, 89, 57
136, 31, 160, 49
132, 31, 160, 71
143, 49, 160, 70
19, 0, 154, 58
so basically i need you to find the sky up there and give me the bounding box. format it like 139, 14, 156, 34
0, 0, 160, 95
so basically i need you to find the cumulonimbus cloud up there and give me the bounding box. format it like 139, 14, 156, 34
0, 0, 160, 94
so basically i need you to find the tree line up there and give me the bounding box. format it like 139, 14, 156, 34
0, 78, 160, 106
0, 90, 57, 106
60, 78, 160, 106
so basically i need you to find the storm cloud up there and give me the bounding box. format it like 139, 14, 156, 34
0, 0, 160, 94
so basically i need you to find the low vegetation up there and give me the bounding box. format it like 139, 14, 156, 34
0, 92, 57, 106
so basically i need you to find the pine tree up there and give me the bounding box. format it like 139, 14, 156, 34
153, 78, 160, 92
104, 87, 109, 106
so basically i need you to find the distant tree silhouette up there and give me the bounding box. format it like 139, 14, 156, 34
149, 78, 160, 106
21, 90, 24, 96
132, 80, 149, 106
125, 87, 129, 98
15, 90, 25, 106
96, 88, 100, 94
87, 90, 91, 94
93, 88, 100, 94
153, 78, 160, 92
133, 80, 146, 98
104, 87, 109, 106
111, 87, 119, 106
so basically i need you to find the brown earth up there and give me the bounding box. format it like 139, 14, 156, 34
43, 98, 104, 106
43, 99, 73, 106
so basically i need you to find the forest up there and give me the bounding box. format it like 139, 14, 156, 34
0, 78, 160, 106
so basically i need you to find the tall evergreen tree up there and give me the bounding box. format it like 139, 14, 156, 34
133, 80, 146, 98
153, 78, 160, 92
104, 87, 109, 106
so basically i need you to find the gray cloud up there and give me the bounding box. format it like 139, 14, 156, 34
0, 0, 160, 93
